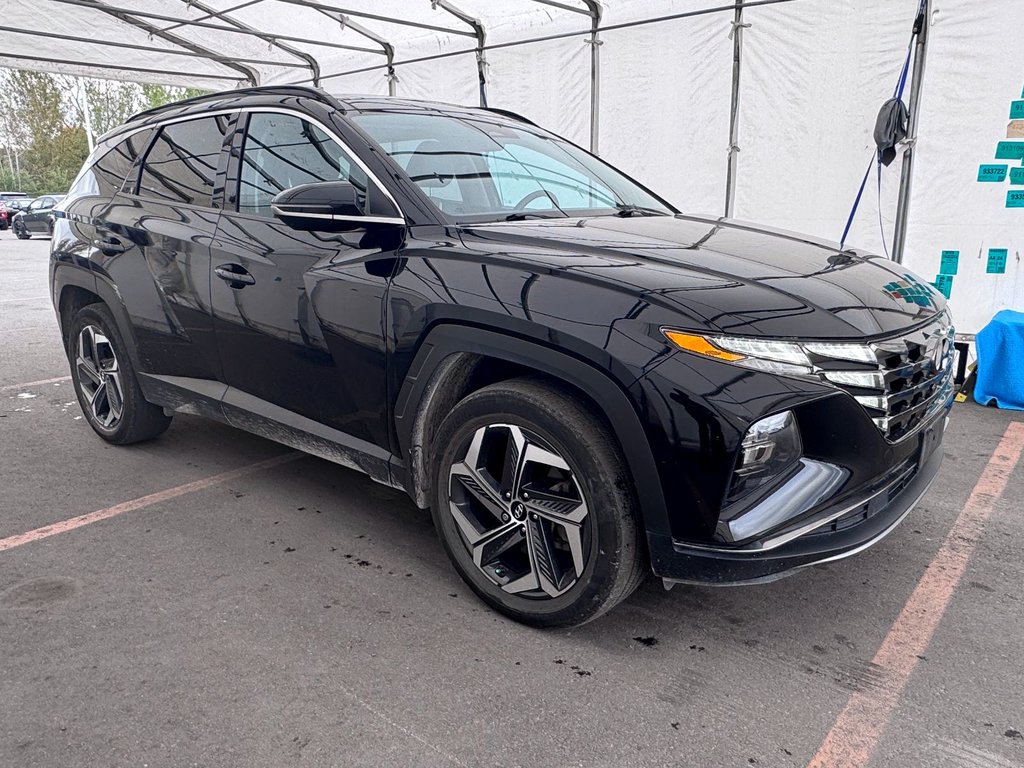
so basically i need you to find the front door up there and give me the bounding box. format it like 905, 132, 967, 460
210, 109, 398, 449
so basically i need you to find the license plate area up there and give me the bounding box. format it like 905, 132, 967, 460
918, 416, 945, 469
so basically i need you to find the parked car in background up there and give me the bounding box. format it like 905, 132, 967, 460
13, 194, 65, 238
0, 191, 31, 230
51, 86, 955, 627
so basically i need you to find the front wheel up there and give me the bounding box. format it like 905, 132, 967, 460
431, 379, 647, 627
68, 304, 172, 444
14, 221, 30, 239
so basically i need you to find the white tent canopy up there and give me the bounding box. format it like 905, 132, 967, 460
3, 0, 1023, 333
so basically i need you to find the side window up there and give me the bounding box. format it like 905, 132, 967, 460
64, 128, 155, 201
95, 128, 154, 197
237, 112, 369, 218
139, 116, 229, 207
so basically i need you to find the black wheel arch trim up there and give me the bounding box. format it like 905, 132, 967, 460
392, 323, 671, 541
52, 263, 145, 373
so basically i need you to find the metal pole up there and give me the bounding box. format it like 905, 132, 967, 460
80, 78, 95, 153
724, 1, 748, 218
892, 0, 930, 264
583, 2, 602, 155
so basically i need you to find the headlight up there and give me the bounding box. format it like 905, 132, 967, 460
661, 329, 878, 377
662, 330, 813, 375
724, 410, 803, 506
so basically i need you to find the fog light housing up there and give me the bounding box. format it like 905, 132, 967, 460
726, 411, 803, 504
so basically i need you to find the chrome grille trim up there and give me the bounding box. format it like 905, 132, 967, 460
810, 312, 955, 442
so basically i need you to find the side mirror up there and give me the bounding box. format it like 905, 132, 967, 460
270, 181, 402, 231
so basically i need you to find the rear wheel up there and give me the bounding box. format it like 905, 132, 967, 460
431, 379, 646, 627
68, 304, 172, 444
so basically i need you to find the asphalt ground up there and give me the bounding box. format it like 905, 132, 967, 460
1, 232, 1023, 768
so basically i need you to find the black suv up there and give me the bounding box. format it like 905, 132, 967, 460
51, 86, 954, 626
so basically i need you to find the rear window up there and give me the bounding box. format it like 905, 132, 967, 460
138, 116, 230, 207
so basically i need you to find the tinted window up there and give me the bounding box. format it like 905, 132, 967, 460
238, 112, 369, 218
94, 129, 154, 197
139, 116, 229, 206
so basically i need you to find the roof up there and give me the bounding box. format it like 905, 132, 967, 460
104, 86, 536, 144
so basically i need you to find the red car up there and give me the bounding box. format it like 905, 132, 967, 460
0, 192, 31, 230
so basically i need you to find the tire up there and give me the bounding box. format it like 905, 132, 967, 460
14, 222, 30, 239
67, 303, 172, 444
431, 378, 647, 627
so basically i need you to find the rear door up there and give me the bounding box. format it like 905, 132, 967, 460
210, 108, 399, 449
94, 114, 233, 386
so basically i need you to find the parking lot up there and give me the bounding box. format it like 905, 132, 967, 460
2, 233, 1023, 768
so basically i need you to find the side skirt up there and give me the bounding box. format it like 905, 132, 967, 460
138, 373, 402, 491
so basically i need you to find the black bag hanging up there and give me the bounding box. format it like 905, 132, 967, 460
874, 97, 909, 167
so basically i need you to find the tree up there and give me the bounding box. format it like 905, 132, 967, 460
0, 68, 208, 195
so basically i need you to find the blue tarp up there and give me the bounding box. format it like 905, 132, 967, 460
974, 309, 1024, 411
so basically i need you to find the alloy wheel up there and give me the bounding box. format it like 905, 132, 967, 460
448, 423, 591, 599
76, 324, 125, 429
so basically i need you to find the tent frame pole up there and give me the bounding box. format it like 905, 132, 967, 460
582, 2, 602, 154
891, 0, 931, 265
180, 0, 321, 86
315, 10, 397, 95
432, 0, 488, 107
724, 0, 749, 218
54, 0, 259, 85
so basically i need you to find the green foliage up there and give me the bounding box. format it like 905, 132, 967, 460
0, 68, 209, 196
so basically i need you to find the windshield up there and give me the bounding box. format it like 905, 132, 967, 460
351, 109, 675, 222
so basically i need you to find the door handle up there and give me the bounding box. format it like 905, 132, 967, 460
214, 264, 256, 287
93, 237, 126, 254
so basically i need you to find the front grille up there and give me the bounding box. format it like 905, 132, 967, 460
811, 313, 955, 442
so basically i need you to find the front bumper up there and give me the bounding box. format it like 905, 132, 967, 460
649, 413, 946, 586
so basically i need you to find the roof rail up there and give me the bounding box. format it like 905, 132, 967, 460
127, 84, 336, 123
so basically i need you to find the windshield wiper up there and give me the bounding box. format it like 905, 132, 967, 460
613, 204, 672, 217
502, 211, 569, 222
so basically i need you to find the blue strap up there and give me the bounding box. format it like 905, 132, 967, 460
840, 154, 875, 248
840, 1, 922, 248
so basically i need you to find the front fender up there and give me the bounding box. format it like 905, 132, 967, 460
392, 322, 673, 545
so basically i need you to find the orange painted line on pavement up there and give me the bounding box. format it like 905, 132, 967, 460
0, 452, 303, 553
0, 375, 72, 391
808, 420, 1024, 768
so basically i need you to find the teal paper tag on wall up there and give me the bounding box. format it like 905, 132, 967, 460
1011, 167, 1024, 185
987, 248, 1008, 273
995, 141, 1024, 159
1008, 189, 1024, 208
978, 164, 1008, 182
939, 250, 959, 274
1011, 101, 1024, 120
933, 274, 953, 298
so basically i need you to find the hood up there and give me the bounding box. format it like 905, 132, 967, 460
457, 214, 945, 339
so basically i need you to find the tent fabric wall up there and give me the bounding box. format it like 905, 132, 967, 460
902, 0, 1024, 335
2, 0, 1022, 332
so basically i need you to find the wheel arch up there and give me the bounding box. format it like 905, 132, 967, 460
54, 266, 144, 371
392, 324, 671, 540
